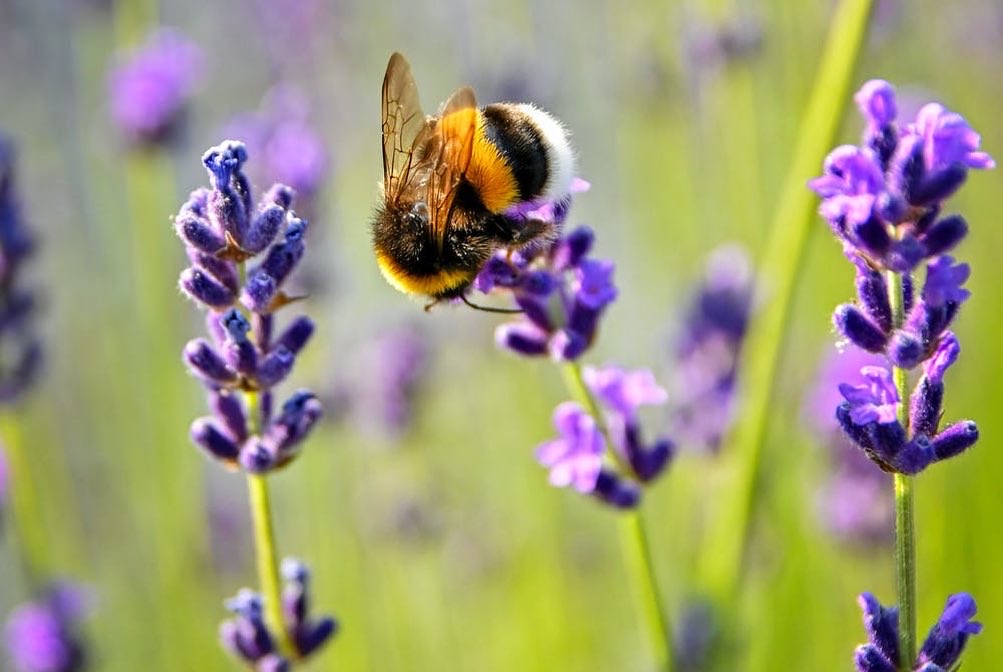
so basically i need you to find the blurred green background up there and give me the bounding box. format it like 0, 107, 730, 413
1, 0, 1001, 669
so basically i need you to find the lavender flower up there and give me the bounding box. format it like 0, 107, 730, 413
177, 141, 334, 664
177, 141, 322, 474
807, 346, 892, 544
220, 560, 336, 669
668, 244, 753, 452
107, 29, 202, 146
219, 590, 289, 671
480, 185, 674, 507
583, 365, 674, 482
222, 86, 330, 216
810, 80, 991, 475
0, 134, 42, 404
854, 592, 982, 671
536, 402, 604, 494
483, 222, 616, 362
535, 365, 674, 509
4, 584, 90, 672
280, 559, 338, 657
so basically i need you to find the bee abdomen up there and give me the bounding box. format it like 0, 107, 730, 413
478, 103, 574, 207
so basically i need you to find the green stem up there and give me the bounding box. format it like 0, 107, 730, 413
561, 362, 673, 671
619, 511, 673, 671
886, 271, 916, 669
696, 0, 875, 602
893, 472, 916, 668
1, 413, 47, 590
243, 390, 294, 656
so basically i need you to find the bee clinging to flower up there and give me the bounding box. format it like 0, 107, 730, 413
372, 52, 576, 308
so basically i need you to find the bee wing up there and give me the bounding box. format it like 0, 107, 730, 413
426, 86, 478, 249
382, 53, 433, 201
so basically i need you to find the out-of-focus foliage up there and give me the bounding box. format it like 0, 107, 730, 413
0, 0, 1000, 669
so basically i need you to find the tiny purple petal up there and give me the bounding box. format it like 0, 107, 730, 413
583, 365, 668, 421
495, 321, 549, 357
839, 366, 899, 425
535, 402, 604, 493
912, 102, 996, 172
570, 258, 617, 310
924, 332, 960, 384
855, 80, 898, 128
922, 256, 970, 308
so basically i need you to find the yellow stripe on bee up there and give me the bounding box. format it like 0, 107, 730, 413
376, 251, 473, 297
466, 112, 520, 213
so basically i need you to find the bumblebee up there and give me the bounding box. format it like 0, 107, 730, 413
372, 52, 575, 304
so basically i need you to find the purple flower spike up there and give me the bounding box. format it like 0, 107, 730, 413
839, 366, 900, 425
107, 28, 202, 146
178, 142, 322, 472
536, 402, 604, 493
917, 593, 982, 669
922, 256, 970, 308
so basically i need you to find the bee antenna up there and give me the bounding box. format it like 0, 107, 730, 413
460, 293, 524, 314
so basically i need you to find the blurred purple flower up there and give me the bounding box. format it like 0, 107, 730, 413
333, 325, 431, 439
107, 29, 202, 146
536, 402, 604, 493
807, 346, 893, 544
222, 86, 330, 207
584, 365, 674, 483
669, 244, 753, 453
4, 584, 90, 672
0, 133, 42, 404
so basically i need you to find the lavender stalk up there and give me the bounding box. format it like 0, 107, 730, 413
477, 194, 676, 669
176, 141, 335, 667
809, 80, 993, 670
